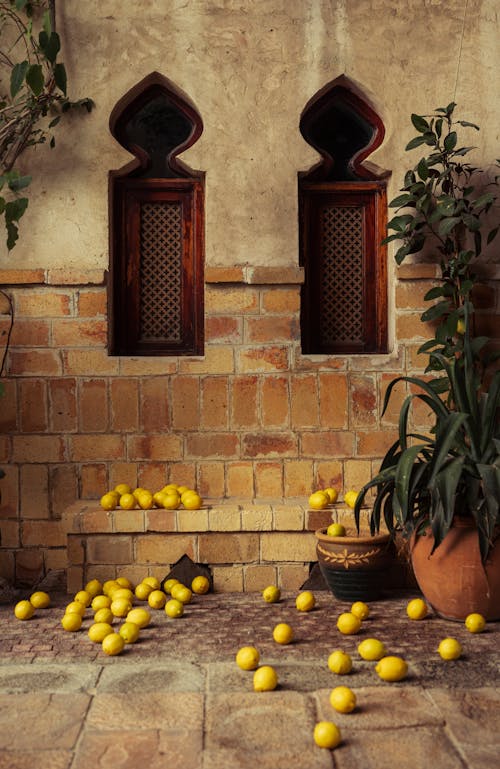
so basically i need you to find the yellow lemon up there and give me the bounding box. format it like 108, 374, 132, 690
65, 601, 86, 617
406, 598, 428, 620
296, 590, 315, 612
456, 318, 466, 334
29, 591, 50, 609
119, 493, 136, 510
162, 493, 181, 510
351, 601, 370, 620
102, 632, 125, 656
358, 638, 386, 661
329, 685, 357, 713
100, 492, 117, 511
177, 485, 190, 495
115, 577, 133, 589
438, 638, 462, 660
165, 598, 184, 618
85, 579, 103, 598
132, 487, 146, 500
93, 607, 114, 624
253, 665, 278, 692
182, 492, 203, 510
375, 656, 408, 681
262, 585, 281, 603
74, 590, 92, 607
327, 650, 353, 675
91, 594, 111, 611
134, 582, 153, 601
324, 487, 339, 504
273, 623, 294, 644
191, 575, 210, 594
142, 576, 161, 589
111, 587, 134, 602
110, 597, 132, 617
114, 483, 132, 496
162, 483, 179, 493
153, 491, 168, 508
465, 613, 486, 633
313, 721, 342, 749
88, 622, 114, 643
137, 490, 154, 510
127, 607, 151, 628
14, 600, 35, 620
308, 490, 329, 510
343, 490, 359, 509
119, 621, 140, 644
236, 646, 260, 670
326, 523, 346, 537
102, 580, 120, 596
148, 589, 167, 609
171, 583, 192, 604
162, 578, 180, 594
336, 612, 362, 635
61, 612, 82, 631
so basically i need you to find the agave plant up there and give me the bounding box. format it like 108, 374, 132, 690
355, 310, 500, 562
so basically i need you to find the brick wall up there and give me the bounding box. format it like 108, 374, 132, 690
0, 264, 498, 586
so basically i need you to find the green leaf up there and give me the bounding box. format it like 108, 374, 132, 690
10, 61, 29, 98
389, 193, 415, 208
39, 31, 60, 65
421, 300, 451, 322
411, 114, 430, 133
54, 63, 67, 95
424, 286, 447, 301
472, 192, 494, 210
487, 226, 498, 244
417, 157, 429, 180
457, 120, 480, 130
26, 64, 44, 96
15, 0, 28, 11
438, 216, 461, 236
444, 131, 457, 151
6, 220, 19, 250
405, 136, 429, 151
8, 175, 31, 192
42, 9, 52, 36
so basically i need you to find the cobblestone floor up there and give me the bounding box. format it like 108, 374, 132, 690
0, 589, 499, 768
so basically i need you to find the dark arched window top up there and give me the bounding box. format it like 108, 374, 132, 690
300, 75, 387, 182
109, 71, 203, 179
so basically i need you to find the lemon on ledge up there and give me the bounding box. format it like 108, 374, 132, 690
309, 491, 329, 510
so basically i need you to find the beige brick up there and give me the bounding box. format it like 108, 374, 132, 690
85, 565, 117, 584
357, 429, 398, 457
49, 377, 77, 432
145, 508, 177, 532
67, 535, 85, 565
76, 288, 107, 317
205, 315, 242, 343
212, 565, 244, 591
230, 375, 259, 428
10, 317, 50, 346
316, 461, 343, 492
0, 519, 20, 548
198, 532, 259, 563
198, 462, 225, 497
260, 532, 317, 562
284, 460, 313, 497
9, 349, 62, 376
69, 435, 125, 461
63, 349, 120, 376
22, 519, 67, 547
47, 268, 105, 285
118, 357, 178, 376
15, 290, 71, 317
344, 459, 373, 492
273, 504, 305, 531
168, 463, 197, 488
52, 318, 107, 347
172, 375, 200, 429
397, 263, 439, 279
243, 432, 297, 458
205, 266, 245, 283
15, 547, 44, 583
238, 345, 289, 373
12, 435, 66, 463
205, 285, 258, 313
80, 509, 113, 533
246, 266, 304, 284
179, 346, 234, 375
140, 377, 170, 432
261, 287, 301, 313
226, 462, 254, 497
186, 432, 238, 458
200, 376, 228, 428
255, 461, 283, 497
20, 464, 49, 519
135, 534, 196, 564
80, 463, 107, 498
138, 463, 168, 492
301, 431, 354, 457
110, 378, 139, 431
208, 505, 241, 531
290, 374, 319, 429
0, 379, 17, 432
306, 508, 334, 531
127, 434, 183, 461
279, 563, 310, 590
79, 379, 108, 432
396, 311, 437, 340
319, 373, 349, 429
109, 463, 138, 492
177, 508, 209, 532
44, 547, 67, 571
244, 564, 277, 591
241, 505, 273, 531
0, 268, 45, 284
0, 464, 18, 517
261, 375, 290, 428
245, 315, 298, 343
350, 374, 378, 428
87, 535, 133, 564
66, 565, 84, 594
113, 509, 146, 533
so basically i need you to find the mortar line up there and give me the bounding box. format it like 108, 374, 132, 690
453, 0, 469, 101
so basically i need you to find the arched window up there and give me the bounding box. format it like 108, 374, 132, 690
299, 76, 389, 355
109, 72, 204, 356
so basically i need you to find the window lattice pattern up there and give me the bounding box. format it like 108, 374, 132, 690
140, 202, 182, 342
320, 205, 364, 345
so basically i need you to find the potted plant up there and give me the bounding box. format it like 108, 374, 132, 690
354, 102, 500, 620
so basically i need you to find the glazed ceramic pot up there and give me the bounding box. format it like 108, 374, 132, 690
315, 529, 394, 601
411, 519, 500, 621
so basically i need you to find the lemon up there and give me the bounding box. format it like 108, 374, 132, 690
162, 493, 181, 510
343, 490, 359, 509
119, 493, 136, 510
119, 621, 140, 644
456, 318, 466, 334
61, 612, 82, 631
137, 490, 154, 510
116, 576, 133, 589
74, 590, 92, 607
100, 492, 117, 511
65, 601, 86, 616
102, 632, 125, 656
142, 576, 161, 590
326, 523, 346, 536
182, 492, 203, 510
177, 485, 190, 495
93, 607, 114, 624
114, 483, 132, 496
110, 597, 132, 617
132, 487, 145, 500
324, 487, 339, 504
91, 594, 111, 611
191, 575, 210, 594
465, 613, 486, 633
438, 638, 462, 660
272, 623, 294, 644
308, 490, 329, 510
329, 685, 357, 713
153, 491, 168, 508
14, 600, 35, 620
126, 607, 151, 628
406, 597, 428, 620
262, 585, 281, 603
336, 612, 362, 635
375, 656, 408, 681
111, 587, 134, 602
327, 650, 353, 675
148, 589, 167, 609
358, 638, 386, 661
134, 582, 153, 601
253, 665, 278, 692
313, 721, 342, 749
171, 583, 192, 604
296, 590, 315, 612
102, 580, 120, 596
162, 578, 180, 594
29, 591, 50, 609
236, 646, 260, 670
165, 598, 184, 618
85, 579, 103, 598
88, 622, 114, 643
351, 601, 370, 620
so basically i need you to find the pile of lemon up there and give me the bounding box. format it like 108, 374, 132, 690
308, 487, 360, 511
100, 483, 203, 511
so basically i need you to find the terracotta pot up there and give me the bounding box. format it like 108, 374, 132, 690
315, 529, 394, 601
411, 519, 500, 621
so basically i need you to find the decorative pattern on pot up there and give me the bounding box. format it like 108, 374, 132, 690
316, 544, 383, 569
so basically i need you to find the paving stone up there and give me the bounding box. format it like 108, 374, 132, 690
0, 750, 73, 769
73, 728, 202, 769
86, 691, 204, 731
98, 661, 205, 692
204, 691, 332, 769
427, 687, 500, 748
0, 663, 100, 693
0, 693, 90, 750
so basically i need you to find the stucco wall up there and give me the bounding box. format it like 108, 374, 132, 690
0, 0, 498, 270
